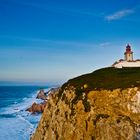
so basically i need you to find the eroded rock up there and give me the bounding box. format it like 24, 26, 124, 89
31, 86, 140, 140
26, 102, 46, 114
36, 89, 47, 100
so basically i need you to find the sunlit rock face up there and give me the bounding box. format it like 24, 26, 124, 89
127, 89, 140, 113
31, 85, 140, 140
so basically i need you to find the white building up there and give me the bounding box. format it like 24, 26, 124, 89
112, 44, 140, 68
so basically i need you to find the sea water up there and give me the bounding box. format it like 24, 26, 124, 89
0, 86, 49, 140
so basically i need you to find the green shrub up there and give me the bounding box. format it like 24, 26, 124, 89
62, 67, 140, 92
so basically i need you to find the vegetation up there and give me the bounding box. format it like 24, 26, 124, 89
93, 114, 110, 126
82, 96, 91, 112
62, 67, 140, 92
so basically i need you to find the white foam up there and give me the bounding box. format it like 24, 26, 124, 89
0, 116, 33, 140
0, 88, 50, 115
0, 87, 51, 140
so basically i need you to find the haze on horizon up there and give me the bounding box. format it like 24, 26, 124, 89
1, 0, 140, 85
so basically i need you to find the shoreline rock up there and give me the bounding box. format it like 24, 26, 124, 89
36, 89, 47, 100
26, 87, 60, 114
26, 101, 46, 114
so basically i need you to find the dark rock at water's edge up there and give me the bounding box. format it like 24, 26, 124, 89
26, 87, 60, 114
36, 89, 47, 100
26, 102, 46, 114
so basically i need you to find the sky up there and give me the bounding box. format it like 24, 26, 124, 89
1, 0, 140, 85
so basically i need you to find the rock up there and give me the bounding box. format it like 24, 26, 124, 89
36, 89, 47, 100
36, 88, 60, 100
31, 86, 140, 140
27, 88, 60, 114
26, 102, 46, 114
47, 87, 60, 95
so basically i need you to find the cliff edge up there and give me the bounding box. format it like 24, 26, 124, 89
31, 67, 140, 140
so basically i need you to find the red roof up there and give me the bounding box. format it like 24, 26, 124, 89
126, 44, 132, 53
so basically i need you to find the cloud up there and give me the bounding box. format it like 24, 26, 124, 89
0, 35, 113, 51
99, 42, 111, 47
105, 9, 134, 21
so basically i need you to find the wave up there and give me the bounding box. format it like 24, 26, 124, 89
0, 87, 50, 140
0, 113, 16, 118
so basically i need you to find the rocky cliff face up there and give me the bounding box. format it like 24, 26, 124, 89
31, 85, 140, 140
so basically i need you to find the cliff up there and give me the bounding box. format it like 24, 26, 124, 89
31, 67, 140, 140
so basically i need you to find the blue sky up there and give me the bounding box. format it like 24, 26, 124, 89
1, 0, 140, 85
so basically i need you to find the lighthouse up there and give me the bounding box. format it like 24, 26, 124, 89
112, 44, 140, 68
124, 44, 133, 61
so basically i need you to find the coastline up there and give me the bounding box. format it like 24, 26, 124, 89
0, 86, 50, 140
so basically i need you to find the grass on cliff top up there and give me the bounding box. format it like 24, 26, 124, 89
62, 67, 140, 91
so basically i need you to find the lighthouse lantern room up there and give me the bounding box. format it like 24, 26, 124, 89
124, 44, 133, 61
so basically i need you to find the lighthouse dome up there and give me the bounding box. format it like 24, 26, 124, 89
126, 44, 132, 52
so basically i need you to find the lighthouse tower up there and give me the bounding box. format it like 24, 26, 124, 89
112, 44, 140, 68
124, 44, 133, 61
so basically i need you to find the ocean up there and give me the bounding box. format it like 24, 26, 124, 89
0, 86, 49, 140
